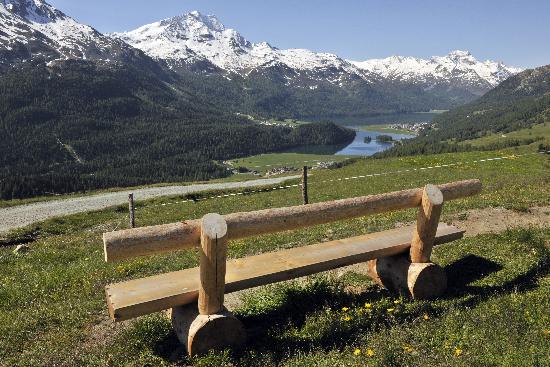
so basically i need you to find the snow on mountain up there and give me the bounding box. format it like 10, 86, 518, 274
0, 0, 145, 66
114, 12, 522, 93
111, 11, 359, 77
351, 50, 523, 90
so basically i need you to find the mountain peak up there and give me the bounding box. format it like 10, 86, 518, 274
447, 50, 472, 58
162, 11, 226, 33
2, 0, 63, 23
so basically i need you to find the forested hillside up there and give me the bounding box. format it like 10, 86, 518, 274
377, 64, 550, 157
0, 60, 354, 199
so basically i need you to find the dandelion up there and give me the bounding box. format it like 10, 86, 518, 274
403, 345, 414, 353
387, 308, 395, 313
353, 349, 361, 356
364, 303, 372, 309
423, 313, 429, 320
342, 307, 349, 312
454, 347, 462, 357
343, 315, 352, 322
366, 349, 375, 357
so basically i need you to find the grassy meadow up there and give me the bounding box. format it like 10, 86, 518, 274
464, 122, 550, 147
229, 153, 354, 175
0, 146, 549, 366
359, 124, 416, 135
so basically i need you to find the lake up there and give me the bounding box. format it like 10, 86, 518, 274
335, 130, 413, 156
329, 112, 441, 156
285, 112, 440, 157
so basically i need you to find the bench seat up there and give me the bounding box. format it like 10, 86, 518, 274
106, 223, 463, 321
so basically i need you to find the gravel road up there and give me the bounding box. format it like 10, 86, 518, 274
0, 176, 299, 234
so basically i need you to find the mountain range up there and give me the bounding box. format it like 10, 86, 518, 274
1, 1, 522, 116
114, 11, 521, 100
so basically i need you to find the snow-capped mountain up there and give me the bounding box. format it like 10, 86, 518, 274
0, 0, 153, 69
113, 11, 521, 96
111, 11, 365, 84
351, 51, 523, 95
0, 2, 525, 115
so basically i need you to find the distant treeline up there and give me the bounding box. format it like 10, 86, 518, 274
0, 60, 354, 200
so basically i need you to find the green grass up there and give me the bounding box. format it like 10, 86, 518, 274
463, 122, 550, 147
230, 153, 354, 174
359, 124, 416, 135
0, 172, 279, 209
0, 147, 549, 366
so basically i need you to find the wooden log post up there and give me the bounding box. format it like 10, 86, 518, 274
365, 184, 447, 299
199, 213, 228, 315
104, 180, 482, 262
171, 304, 246, 357
410, 184, 444, 263
366, 255, 447, 300
302, 166, 308, 205
128, 193, 135, 229
172, 213, 246, 356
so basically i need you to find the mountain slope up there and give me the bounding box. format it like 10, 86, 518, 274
376, 64, 550, 157
0, 59, 354, 200
431, 64, 550, 140
351, 51, 522, 96
0, 0, 163, 74
113, 11, 521, 111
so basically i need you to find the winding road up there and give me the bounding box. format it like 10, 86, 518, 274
0, 176, 299, 234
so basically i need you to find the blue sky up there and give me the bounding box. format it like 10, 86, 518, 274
48, 0, 549, 68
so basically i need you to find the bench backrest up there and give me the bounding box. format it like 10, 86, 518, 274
103, 179, 481, 263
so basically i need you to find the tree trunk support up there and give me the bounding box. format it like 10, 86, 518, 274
365, 185, 447, 299
172, 213, 246, 356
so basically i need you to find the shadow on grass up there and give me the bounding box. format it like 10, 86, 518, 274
151, 245, 548, 364
445, 254, 503, 290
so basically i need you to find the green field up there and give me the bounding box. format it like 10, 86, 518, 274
463, 122, 550, 147
359, 124, 417, 135
230, 153, 355, 174
1, 146, 549, 366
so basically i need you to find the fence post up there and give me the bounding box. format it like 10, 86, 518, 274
128, 194, 135, 229
302, 166, 308, 205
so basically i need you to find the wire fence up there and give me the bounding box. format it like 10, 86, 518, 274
133, 151, 549, 211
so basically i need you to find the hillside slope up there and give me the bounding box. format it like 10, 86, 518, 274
0, 60, 354, 199
377, 64, 550, 157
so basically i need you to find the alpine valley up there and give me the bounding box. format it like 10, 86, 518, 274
0, 0, 528, 199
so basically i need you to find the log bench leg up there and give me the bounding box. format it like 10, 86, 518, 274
172, 213, 247, 357
366, 255, 447, 299
171, 304, 246, 357
365, 184, 447, 299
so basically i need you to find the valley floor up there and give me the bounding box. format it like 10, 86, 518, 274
0, 146, 548, 366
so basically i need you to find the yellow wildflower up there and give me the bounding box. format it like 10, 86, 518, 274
343, 315, 352, 321
394, 299, 401, 304
353, 349, 361, 356
454, 347, 462, 357
543, 329, 550, 335
364, 303, 372, 309
423, 314, 429, 320
387, 308, 395, 313
403, 345, 414, 353
342, 307, 349, 312
366, 349, 375, 357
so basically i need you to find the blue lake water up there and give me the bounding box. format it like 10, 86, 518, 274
335, 130, 414, 156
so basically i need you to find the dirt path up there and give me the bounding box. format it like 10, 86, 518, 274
449, 206, 550, 236
0, 176, 299, 234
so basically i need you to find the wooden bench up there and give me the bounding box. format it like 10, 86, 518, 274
103, 179, 481, 356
